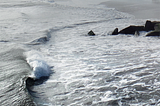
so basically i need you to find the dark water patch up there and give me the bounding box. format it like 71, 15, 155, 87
107, 100, 119, 106
25, 76, 51, 100
26, 77, 49, 86
26, 76, 50, 92
0, 40, 9, 43
92, 100, 119, 106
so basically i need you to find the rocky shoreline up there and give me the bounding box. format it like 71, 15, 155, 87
111, 20, 160, 36
88, 20, 160, 37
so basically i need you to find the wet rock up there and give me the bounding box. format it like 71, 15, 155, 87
118, 25, 145, 35
154, 23, 160, 31
111, 28, 118, 35
0, 40, 9, 42
88, 30, 95, 36
145, 20, 160, 31
145, 20, 154, 31
146, 30, 160, 36
145, 22, 160, 36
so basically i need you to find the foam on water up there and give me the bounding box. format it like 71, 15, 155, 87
1, 0, 160, 105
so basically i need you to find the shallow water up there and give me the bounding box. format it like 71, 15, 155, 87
0, 0, 160, 106
37, 31, 160, 105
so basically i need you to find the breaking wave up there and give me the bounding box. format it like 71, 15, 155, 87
25, 50, 53, 79
0, 48, 53, 106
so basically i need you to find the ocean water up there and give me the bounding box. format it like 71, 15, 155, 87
1, 0, 160, 106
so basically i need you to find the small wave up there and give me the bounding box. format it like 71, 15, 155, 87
28, 30, 51, 45
29, 36, 49, 45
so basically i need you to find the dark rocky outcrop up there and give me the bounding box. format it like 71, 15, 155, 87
145, 20, 160, 31
118, 25, 145, 35
88, 30, 96, 36
146, 23, 160, 36
145, 30, 160, 36
110, 20, 160, 36
110, 26, 144, 35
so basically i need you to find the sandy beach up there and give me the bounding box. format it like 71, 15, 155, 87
102, 0, 160, 19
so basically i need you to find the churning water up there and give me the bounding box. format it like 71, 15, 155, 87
0, 0, 160, 106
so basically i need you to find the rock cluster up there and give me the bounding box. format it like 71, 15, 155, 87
146, 22, 160, 36
87, 20, 160, 37
110, 20, 160, 36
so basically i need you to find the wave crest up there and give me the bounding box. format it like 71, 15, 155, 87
25, 50, 53, 79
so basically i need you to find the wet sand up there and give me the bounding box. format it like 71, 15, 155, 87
101, 0, 160, 19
